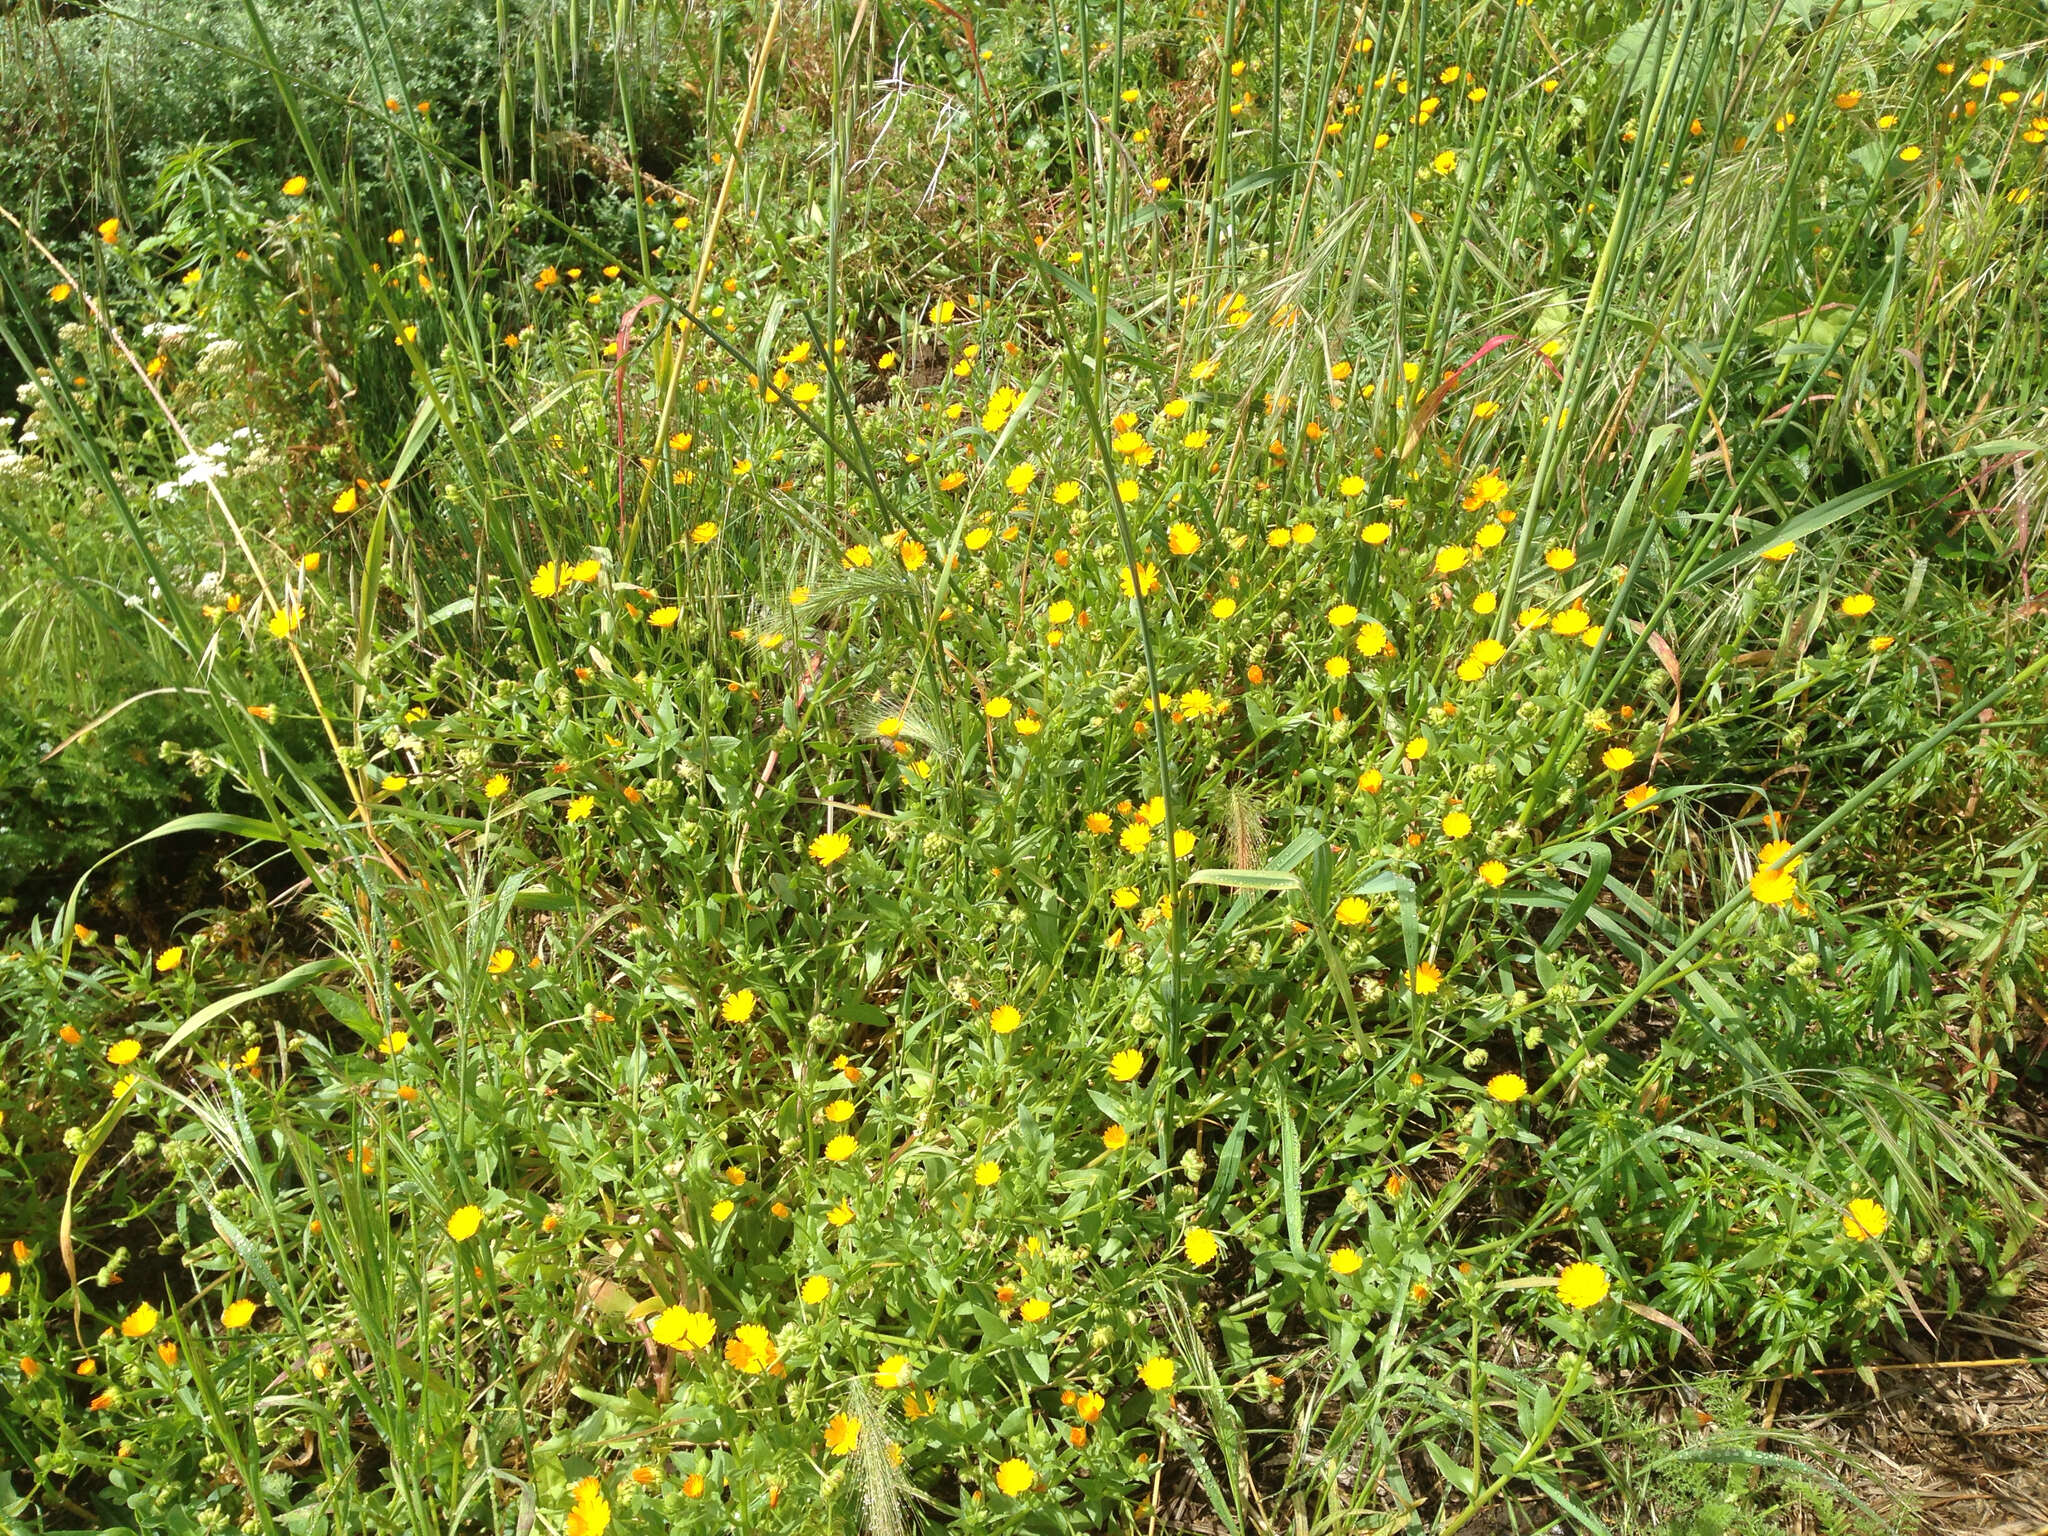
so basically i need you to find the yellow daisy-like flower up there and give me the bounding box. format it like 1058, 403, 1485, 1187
1486, 1073, 1527, 1103
1109, 1048, 1145, 1082
1843, 1198, 1889, 1241
1139, 1355, 1176, 1390
1118, 562, 1161, 599
1167, 521, 1202, 555
1120, 822, 1153, 854
1183, 1227, 1219, 1266
1408, 961, 1444, 995
1441, 810, 1472, 839
1433, 545, 1468, 576
1211, 596, 1238, 619
221, 1298, 258, 1329
722, 989, 757, 1022
651, 1306, 715, 1350
973, 1160, 1001, 1187
446, 1205, 483, 1241
825, 1412, 861, 1456
565, 794, 595, 822
1478, 860, 1508, 888
1335, 896, 1371, 927
648, 606, 679, 627
1840, 593, 1876, 617
1544, 546, 1576, 571
120, 1303, 160, 1338
690, 520, 720, 544
1018, 1297, 1051, 1322
487, 948, 516, 974
1601, 747, 1636, 772
1750, 840, 1800, 905
155, 946, 186, 973
990, 1004, 1021, 1035
1328, 1247, 1362, 1276
1555, 1261, 1609, 1310
107, 1038, 141, 1066
724, 1323, 779, 1374
995, 1458, 1035, 1496
825, 1134, 858, 1162
1103, 1123, 1129, 1150
809, 830, 852, 867
564, 1477, 609, 1536
800, 1275, 832, 1305
876, 1354, 912, 1389
1760, 540, 1796, 561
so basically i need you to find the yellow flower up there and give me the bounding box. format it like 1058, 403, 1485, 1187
1211, 596, 1238, 619
1139, 1356, 1176, 1390
155, 946, 185, 973
1898, 144, 1921, 162
876, 1354, 912, 1389
724, 1323, 779, 1374
1103, 1124, 1129, 1150
973, 1160, 1002, 1187
1555, 1261, 1609, 1309
110, 1073, 139, 1101
801, 1275, 832, 1305
722, 989, 757, 1022
651, 1306, 715, 1350
1118, 562, 1161, 599
1840, 593, 1876, 617
1119, 822, 1153, 854
1601, 747, 1636, 772
1478, 860, 1508, 887
565, 1476, 610, 1536
1117, 479, 1140, 504
1167, 521, 1202, 555
1487, 1073, 1527, 1103
1361, 521, 1393, 547
1052, 480, 1081, 505
828, 1201, 854, 1226
1019, 1297, 1051, 1322
690, 520, 719, 544
900, 540, 928, 571
995, 1458, 1034, 1496
809, 830, 852, 867
1761, 540, 1796, 561
49, 283, 72, 302
1408, 961, 1444, 995
710, 1198, 734, 1222
267, 604, 305, 639
1843, 1198, 1888, 1241
566, 794, 595, 822
825, 1413, 861, 1456
1434, 545, 1468, 576
1405, 736, 1429, 761
376, 1029, 408, 1057
221, 1298, 258, 1329
1545, 546, 1576, 571
120, 1303, 159, 1338
487, 948, 516, 974
1329, 1247, 1363, 1276
1291, 522, 1316, 545
984, 696, 1012, 719
825, 1134, 858, 1162
107, 1038, 141, 1066
1325, 655, 1351, 679
1109, 1048, 1145, 1082
1173, 828, 1196, 858
1335, 897, 1370, 927
446, 1205, 483, 1241
1431, 149, 1458, 174
1750, 840, 1800, 905
1184, 1227, 1219, 1266
1441, 811, 1472, 839
529, 562, 562, 598
990, 1004, 1022, 1035
97, 217, 120, 243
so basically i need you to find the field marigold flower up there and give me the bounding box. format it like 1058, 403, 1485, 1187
1408, 961, 1444, 995
809, 830, 851, 867
990, 1004, 1021, 1035
721, 989, 757, 1022
825, 1134, 858, 1162
565, 1476, 609, 1536
1840, 593, 1876, 617
447, 1205, 482, 1241
1109, 1049, 1145, 1082
107, 1038, 141, 1066
1184, 1227, 1219, 1266
825, 1412, 860, 1455
1336, 897, 1371, 927
1442, 811, 1472, 839
120, 1303, 159, 1338
800, 1275, 832, 1305
1487, 1073, 1527, 1103
1329, 1247, 1362, 1276
996, 1458, 1034, 1496
1167, 521, 1202, 555
221, 1298, 258, 1329
1843, 1198, 1889, 1240
1139, 1355, 1176, 1390
1119, 562, 1161, 598
487, 948, 516, 974
155, 946, 185, 973
974, 1160, 1001, 1186
1103, 1123, 1128, 1150
1120, 823, 1152, 854
1478, 860, 1508, 887
1545, 546, 1576, 571
1556, 1261, 1609, 1309
1211, 596, 1238, 619
1750, 840, 1800, 905
1601, 747, 1636, 772
724, 1323, 778, 1374
652, 1306, 715, 1350
1019, 1297, 1051, 1322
